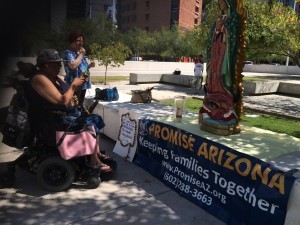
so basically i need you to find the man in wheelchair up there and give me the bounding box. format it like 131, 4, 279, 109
1, 49, 115, 192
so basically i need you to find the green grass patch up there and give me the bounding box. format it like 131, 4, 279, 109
160, 98, 300, 138
242, 113, 300, 137
204, 76, 266, 82
91, 76, 129, 83
162, 98, 203, 112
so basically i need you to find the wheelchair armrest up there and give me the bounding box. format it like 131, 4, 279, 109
87, 100, 99, 114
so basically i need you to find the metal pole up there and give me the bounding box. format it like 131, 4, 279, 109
112, 0, 116, 24
89, 0, 92, 19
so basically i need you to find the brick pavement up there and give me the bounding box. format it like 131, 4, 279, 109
243, 95, 300, 120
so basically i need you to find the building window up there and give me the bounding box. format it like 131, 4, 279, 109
67, 0, 86, 19
195, 6, 199, 13
123, 16, 130, 23
171, 0, 179, 26
131, 14, 136, 22
171, 0, 179, 11
194, 18, 198, 25
145, 1, 150, 8
145, 14, 150, 20
145, 26, 150, 32
132, 2, 137, 10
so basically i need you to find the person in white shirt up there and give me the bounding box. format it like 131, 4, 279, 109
192, 56, 204, 89
194, 62, 204, 77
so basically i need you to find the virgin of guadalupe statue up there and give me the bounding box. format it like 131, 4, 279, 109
199, 0, 246, 135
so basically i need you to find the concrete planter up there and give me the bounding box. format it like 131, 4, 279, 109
243, 81, 300, 96
243, 81, 280, 95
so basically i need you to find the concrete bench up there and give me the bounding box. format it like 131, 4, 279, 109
243, 81, 300, 96
129, 73, 162, 84
243, 81, 280, 95
130, 73, 300, 96
130, 73, 194, 87
161, 74, 194, 86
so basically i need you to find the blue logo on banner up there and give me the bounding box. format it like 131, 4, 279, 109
134, 119, 296, 225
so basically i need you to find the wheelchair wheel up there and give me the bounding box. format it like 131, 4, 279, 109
37, 156, 75, 192
87, 176, 101, 189
0, 169, 15, 188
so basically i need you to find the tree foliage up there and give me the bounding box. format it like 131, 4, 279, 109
14, 1, 300, 67
89, 42, 131, 84
195, 0, 300, 67
56, 13, 119, 53
245, 0, 299, 66
121, 28, 155, 57
193, 1, 219, 59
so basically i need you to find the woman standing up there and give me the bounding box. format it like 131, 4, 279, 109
63, 31, 95, 105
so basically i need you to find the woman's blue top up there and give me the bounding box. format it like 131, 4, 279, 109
63, 49, 92, 90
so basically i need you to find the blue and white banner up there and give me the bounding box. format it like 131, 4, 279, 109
134, 119, 296, 225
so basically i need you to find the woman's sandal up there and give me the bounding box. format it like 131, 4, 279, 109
100, 162, 112, 173
98, 153, 114, 162
90, 157, 112, 173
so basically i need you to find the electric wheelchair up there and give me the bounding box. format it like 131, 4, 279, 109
0, 64, 114, 192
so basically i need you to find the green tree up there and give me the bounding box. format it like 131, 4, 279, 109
245, 0, 299, 66
180, 29, 205, 58
151, 26, 182, 61
121, 28, 155, 58
89, 42, 132, 85
195, 0, 300, 67
193, 1, 219, 59
56, 13, 121, 53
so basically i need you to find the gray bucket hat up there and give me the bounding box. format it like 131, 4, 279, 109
36, 49, 67, 64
